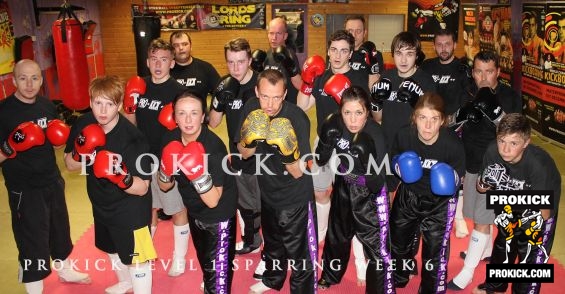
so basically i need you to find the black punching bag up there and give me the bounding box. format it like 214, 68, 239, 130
133, 15, 160, 77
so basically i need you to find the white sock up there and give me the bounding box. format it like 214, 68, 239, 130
150, 225, 157, 239
173, 223, 190, 260
54, 258, 90, 284
352, 236, 367, 281
169, 223, 189, 276
316, 201, 331, 243
24, 280, 43, 294
129, 263, 152, 294
452, 230, 489, 288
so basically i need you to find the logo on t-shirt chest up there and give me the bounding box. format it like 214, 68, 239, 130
230, 99, 243, 110
36, 117, 48, 129
432, 74, 455, 84
177, 78, 197, 87
138, 98, 162, 111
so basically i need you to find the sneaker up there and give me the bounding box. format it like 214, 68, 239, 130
249, 281, 271, 294
57, 268, 92, 284
168, 258, 186, 277
459, 251, 491, 262
105, 281, 133, 294
253, 259, 266, 280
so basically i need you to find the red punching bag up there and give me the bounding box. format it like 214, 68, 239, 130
52, 7, 90, 111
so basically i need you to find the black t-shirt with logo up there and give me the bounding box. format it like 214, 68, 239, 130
161, 126, 237, 223
171, 57, 220, 100
420, 57, 472, 115
65, 113, 152, 229
481, 142, 561, 215
0, 95, 60, 188
390, 126, 465, 196
380, 68, 437, 150
136, 77, 186, 156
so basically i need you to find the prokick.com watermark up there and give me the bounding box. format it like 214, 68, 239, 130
77, 152, 395, 177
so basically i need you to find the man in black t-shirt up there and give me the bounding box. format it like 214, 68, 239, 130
170, 31, 220, 100
64, 76, 154, 294
236, 69, 316, 294
0, 59, 90, 293
262, 17, 302, 105
471, 114, 560, 294
344, 14, 384, 89
448, 51, 522, 291
420, 29, 472, 116
420, 29, 473, 239
123, 38, 189, 277
209, 37, 263, 255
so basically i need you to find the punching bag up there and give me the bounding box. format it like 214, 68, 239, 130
52, 6, 90, 111
133, 15, 160, 77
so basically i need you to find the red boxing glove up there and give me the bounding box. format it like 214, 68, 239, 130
179, 141, 212, 194
93, 150, 133, 190
46, 119, 70, 146
123, 76, 146, 114
1, 122, 45, 158
323, 74, 351, 104
300, 55, 325, 95
72, 124, 106, 163
159, 140, 184, 183
159, 103, 176, 131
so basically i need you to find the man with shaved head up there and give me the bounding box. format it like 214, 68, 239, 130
0, 59, 91, 293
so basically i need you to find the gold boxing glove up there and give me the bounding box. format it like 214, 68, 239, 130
240, 109, 270, 148
266, 117, 300, 164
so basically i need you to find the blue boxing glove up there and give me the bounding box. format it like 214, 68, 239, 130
430, 162, 460, 196
393, 151, 423, 184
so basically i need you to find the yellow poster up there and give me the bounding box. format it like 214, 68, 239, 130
0, 3, 14, 75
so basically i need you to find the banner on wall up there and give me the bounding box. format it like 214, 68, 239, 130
521, 3, 547, 132
541, 3, 565, 143
407, 0, 460, 41
491, 4, 512, 86
462, 4, 478, 66
198, 3, 265, 30
132, 4, 200, 30
0, 2, 14, 75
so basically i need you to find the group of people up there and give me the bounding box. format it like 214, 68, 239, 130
0, 13, 561, 294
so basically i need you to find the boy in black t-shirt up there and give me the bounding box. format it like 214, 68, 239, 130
124, 38, 190, 277
64, 76, 155, 294
209, 37, 263, 255
170, 31, 220, 101
471, 114, 560, 294
0, 59, 91, 294
236, 69, 316, 294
